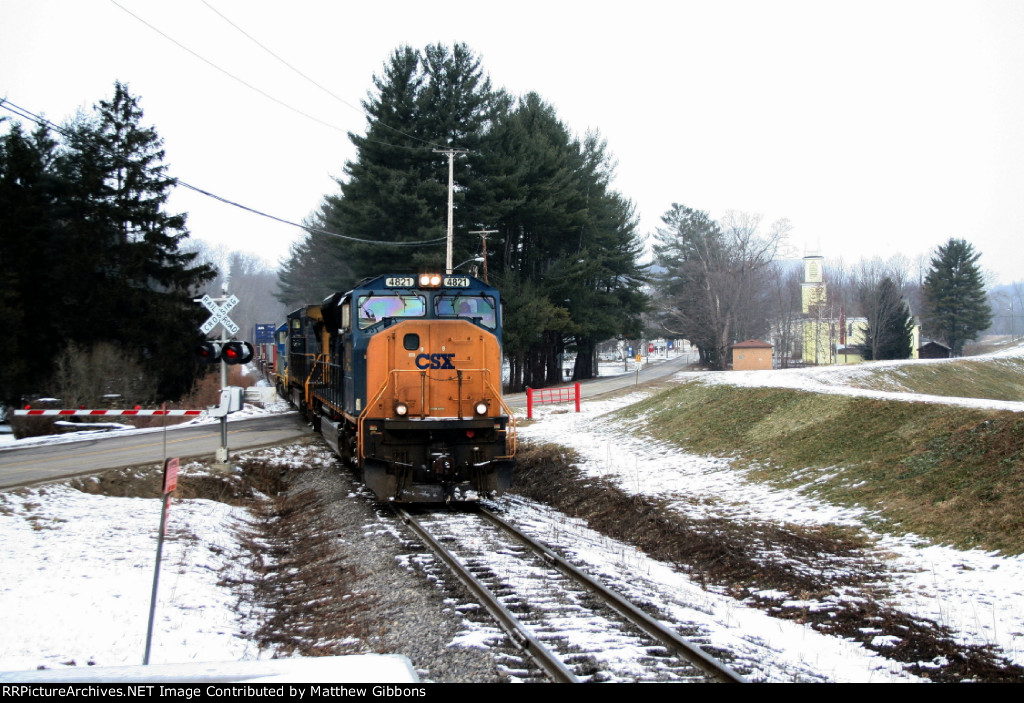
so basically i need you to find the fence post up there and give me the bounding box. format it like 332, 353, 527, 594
526, 387, 533, 420
575, 383, 581, 413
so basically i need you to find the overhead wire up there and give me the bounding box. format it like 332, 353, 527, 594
111, 0, 451, 153
198, 0, 449, 151
108, 0, 349, 136
0, 98, 446, 248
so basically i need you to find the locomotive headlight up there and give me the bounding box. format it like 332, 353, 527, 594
419, 273, 442, 287
474, 401, 489, 416
394, 402, 409, 417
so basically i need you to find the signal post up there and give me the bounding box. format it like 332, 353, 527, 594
195, 289, 252, 468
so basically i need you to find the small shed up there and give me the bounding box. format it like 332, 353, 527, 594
731, 339, 773, 371
918, 341, 951, 359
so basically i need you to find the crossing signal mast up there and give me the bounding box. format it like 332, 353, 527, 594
194, 288, 251, 467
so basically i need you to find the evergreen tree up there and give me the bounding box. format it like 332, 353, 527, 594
651, 204, 725, 366
922, 238, 992, 356
284, 42, 502, 296
480, 94, 645, 388
68, 82, 216, 398
286, 46, 646, 390
0, 122, 64, 402
860, 277, 914, 360
0, 83, 215, 403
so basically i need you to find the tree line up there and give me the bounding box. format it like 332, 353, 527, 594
650, 200, 993, 368
277, 44, 646, 391
0, 82, 215, 406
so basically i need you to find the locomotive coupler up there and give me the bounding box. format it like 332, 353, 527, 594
431, 451, 458, 502
430, 452, 455, 479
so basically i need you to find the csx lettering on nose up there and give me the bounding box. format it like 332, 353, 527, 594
415, 353, 456, 370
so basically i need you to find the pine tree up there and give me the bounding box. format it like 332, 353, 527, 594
922, 238, 992, 356
480, 95, 646, 387
651, 206, 783, 369
285, 42, 506, 295
0, 122, 64, 402
68, 83, 215, 398
861, 277, 914, 360
287, 47, 647, 390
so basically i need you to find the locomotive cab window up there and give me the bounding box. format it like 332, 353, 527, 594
403, 333, 420, 351
435, 295, 497, 329
357, 294, 425, 329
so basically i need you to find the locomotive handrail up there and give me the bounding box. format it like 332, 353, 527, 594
358, 372, 394, 461
483, 375, 517, 460
304, 353, 329, 410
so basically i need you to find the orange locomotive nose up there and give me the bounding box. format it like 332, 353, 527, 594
366, 319, 501, 421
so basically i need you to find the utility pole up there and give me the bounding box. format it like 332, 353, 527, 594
468, 228, 497, 283
434, 148, 467, 273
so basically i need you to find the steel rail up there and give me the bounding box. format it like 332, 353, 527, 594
477, 506, 748, 683
392, 507, 579, 683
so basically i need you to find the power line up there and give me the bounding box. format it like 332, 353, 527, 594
198, 0, 448, 151
109, 0, 349, 136
111, 0, 449, 154
0, 98, 446, 249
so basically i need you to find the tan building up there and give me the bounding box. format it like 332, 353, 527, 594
731, 339, 773, 370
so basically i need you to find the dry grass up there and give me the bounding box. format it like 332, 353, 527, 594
512, 441, 1024, 682
845, 357, 1024, 402
616, 382, 1024, 554
226, 486, 376, 656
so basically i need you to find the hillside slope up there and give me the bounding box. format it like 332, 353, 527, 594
616, 349, 1024, 554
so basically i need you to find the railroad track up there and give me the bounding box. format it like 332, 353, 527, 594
393, 504, 747, 683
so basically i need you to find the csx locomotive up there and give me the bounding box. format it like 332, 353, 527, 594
279, 273, 516, 502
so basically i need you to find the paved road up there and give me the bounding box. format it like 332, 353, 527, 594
504, 353, 697, 408
0, 413, 311, 489
1, 354, 694, 489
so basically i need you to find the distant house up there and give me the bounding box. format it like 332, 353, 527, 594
918, 341, 951, 359
731, 339, 773, 370
796, 251, 920, 365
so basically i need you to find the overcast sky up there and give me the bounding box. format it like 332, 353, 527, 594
3, 0, 1023, 284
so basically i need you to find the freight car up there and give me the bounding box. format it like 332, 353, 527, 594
285, 273, 516, 502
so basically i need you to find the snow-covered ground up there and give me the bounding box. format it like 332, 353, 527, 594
2, 349, 1023, 681
516, 347, 1024, 676
517, 392, 1024, 677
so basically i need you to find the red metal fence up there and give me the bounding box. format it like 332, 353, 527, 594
526, 382, 581, 419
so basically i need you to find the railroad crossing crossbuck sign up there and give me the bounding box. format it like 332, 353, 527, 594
199, 294, 240, 335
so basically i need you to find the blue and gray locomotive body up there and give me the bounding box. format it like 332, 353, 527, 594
282, 273, 516, 502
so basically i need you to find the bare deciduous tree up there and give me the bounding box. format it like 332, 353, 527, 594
652, 204, 790, 369
51, 342, 155, 408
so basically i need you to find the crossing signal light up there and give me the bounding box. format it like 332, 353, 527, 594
194, 341, 222, 364
195, 340, 253, 364
222, 341, 254, 365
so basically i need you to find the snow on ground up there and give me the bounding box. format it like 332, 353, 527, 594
698, 352, 1024, 412
0, 477, 251, 672
517, 348, 1024, 672
2, 349, 1024, 680
502, 495, 923, 682
0, 449, 417, 683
